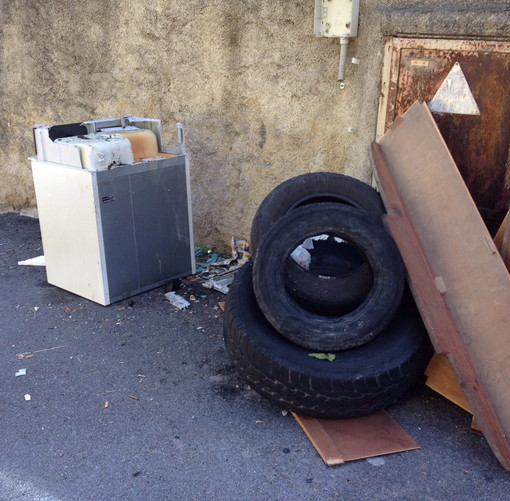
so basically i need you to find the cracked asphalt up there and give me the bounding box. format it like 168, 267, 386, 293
1, 212, 508, 500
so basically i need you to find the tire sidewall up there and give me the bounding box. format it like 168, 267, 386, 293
253, 203, 404, 351
223, 262, 431, 418
250, 172, 385, 257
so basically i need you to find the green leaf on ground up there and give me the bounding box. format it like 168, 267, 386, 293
308, 353, 336, 362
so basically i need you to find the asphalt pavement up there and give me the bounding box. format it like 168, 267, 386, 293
1, 212, 509, 500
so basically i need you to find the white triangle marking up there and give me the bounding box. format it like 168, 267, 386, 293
429, 62, 480, 115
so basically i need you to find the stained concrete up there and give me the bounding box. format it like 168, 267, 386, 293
1, 0, 508, 248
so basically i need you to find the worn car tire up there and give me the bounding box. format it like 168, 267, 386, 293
284, 237, 373, 316
223, 262, 432, 419
253, 203, 404, 351
250, 172, 385, 257
250, 173, 383, 315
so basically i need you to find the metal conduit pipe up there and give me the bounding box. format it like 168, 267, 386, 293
338, 36, 350, 81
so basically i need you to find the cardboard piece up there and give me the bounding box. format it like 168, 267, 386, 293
370, 101, 510, 471
425, 354, 472, 413
425, 354, 482, 433
292, 411, 420, 466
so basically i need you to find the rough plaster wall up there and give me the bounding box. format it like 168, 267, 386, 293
1, 0, 508, 248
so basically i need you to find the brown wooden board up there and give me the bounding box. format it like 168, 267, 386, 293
425, 354, 472, 414
370, 101, 510, 471
292, 411, 419, 467
425, 354, 483, 434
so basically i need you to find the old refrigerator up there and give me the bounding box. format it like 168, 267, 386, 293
30, 116, 195, 305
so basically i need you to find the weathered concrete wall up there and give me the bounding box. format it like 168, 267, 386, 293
1, 0, 508, 248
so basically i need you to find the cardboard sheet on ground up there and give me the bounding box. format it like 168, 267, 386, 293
292, 411, 419, 466
425, 354, 482, 433
370, 101, 510, 471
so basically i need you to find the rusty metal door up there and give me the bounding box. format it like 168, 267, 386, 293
378, 39, 510, 233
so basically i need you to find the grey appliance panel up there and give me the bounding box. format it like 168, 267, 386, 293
96, 173, 139, 300
130, 163, 192, 287
96, 158, 192, 302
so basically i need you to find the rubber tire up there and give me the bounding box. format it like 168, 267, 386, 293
284, 238, 373, 316
250, 173, 383, 315
224, 262, 432, 419
253, 203, 405, 351
250, 172, 385, 257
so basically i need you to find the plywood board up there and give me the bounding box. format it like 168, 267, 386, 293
425, 354, 483, 434
370, 101, 510, 471
292, 411, 419, 466
425, 354, 472, 413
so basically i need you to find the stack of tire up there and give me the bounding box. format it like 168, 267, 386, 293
223, 173, 432, 419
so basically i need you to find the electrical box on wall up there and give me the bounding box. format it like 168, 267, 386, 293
313, 0, 360, 81
314, 0, 359, 38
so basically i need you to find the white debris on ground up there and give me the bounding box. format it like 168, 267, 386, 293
164, 292, 191, 310
17, 255, 45, 266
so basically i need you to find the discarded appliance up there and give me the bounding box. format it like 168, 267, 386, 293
30, 116, 195, 306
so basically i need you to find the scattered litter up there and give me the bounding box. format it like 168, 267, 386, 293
230, 237, 250, 262
24, 394, 31, 401
15, 369, 27, 377
32, 306, 39, 312
17, 255, 45, 266
202, 270, 236, 294
218, 302, 226, 312
189, 295, 197, 301
208, 253, 219, 264
282, 410, 289, 416
165, 292, 191, 310
192, 237, 251, 294
104, 401, 110, 408
194, 243, 213, 259
290, 245, 312, 270
196, 238, 250, 275
255, 420, 265, 424
16, 345, 65, 359
129, 395, 140, 401
308, 353, 337, 362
